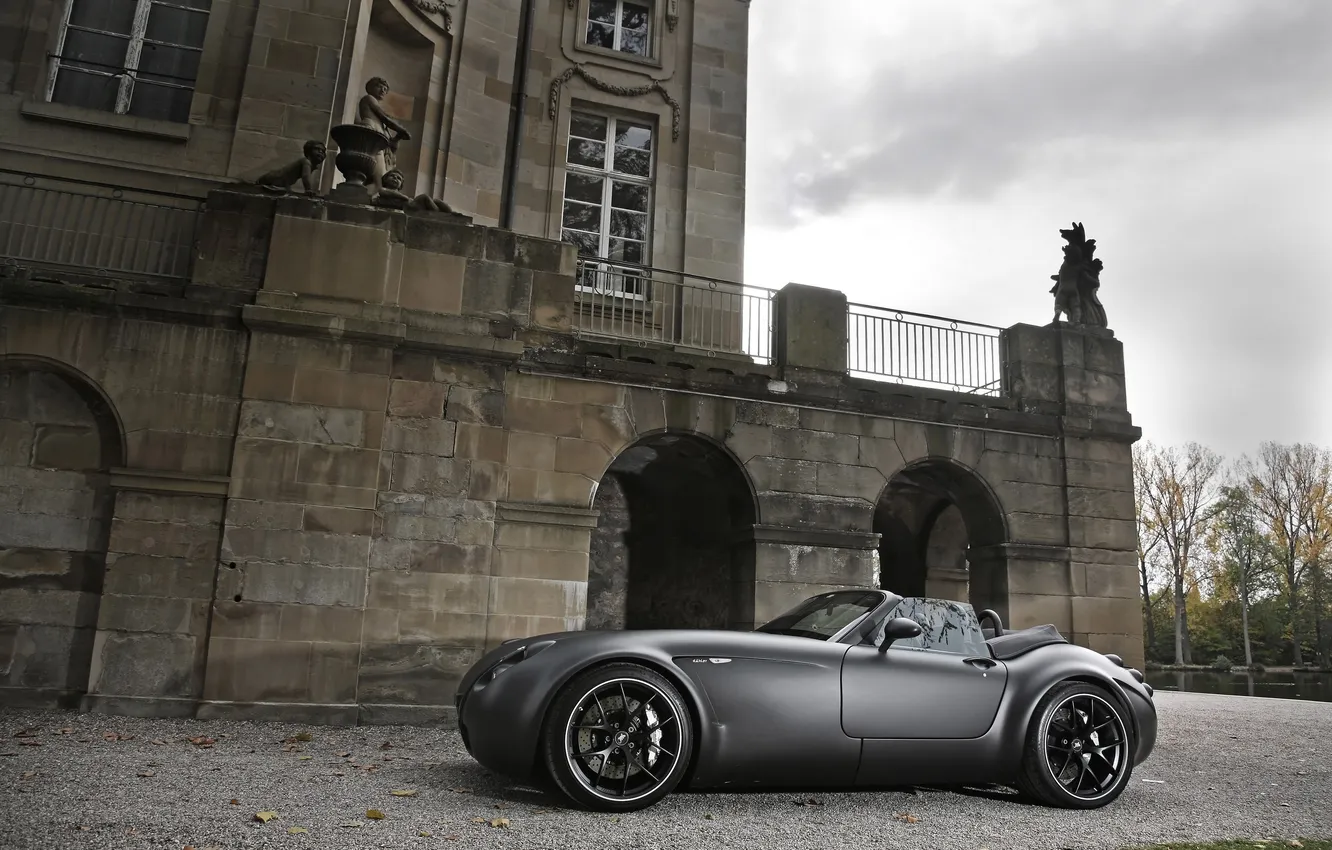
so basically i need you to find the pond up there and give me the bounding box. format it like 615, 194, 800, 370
1146, 670, 1332, 703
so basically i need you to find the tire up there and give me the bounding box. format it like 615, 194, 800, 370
540, 662, 694, 812
1015, 680, 1136, 808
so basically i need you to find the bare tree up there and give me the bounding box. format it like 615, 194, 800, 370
1137, 442, 1223, 665
1133, 442, 1166, 654
1241, 443, 1332, 667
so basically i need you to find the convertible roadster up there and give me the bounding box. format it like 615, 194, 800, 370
455, 588, 1157, 812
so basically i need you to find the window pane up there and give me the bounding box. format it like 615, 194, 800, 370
588, 0, 616, 24
128, 80, 193, 122
610, 181, 648, 212
619, 29, 648, 56
68, 0, 137, 35
561, 229, 601, 257
146, 4, 210, 48
608, 238, 644, 265
610, 209, 646, 241
51, 68, 120, 112
621, 3, 650, 31
569, 112, 607, 142
565, 172, 605, 205
612, 146, 649, 177
585, 20, 614, 50
60, 29, 130, 73
615, 123, 652, 151
568, 139, 606, 169
562, 201, 602, 233
138, 42, 202, 84
174, 0, 214, 10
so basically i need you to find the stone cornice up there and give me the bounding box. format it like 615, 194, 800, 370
109, 468, 230, 497
744, 524, 882, 550
496, 501, 601, 528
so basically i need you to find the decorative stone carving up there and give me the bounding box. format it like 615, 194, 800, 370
355, 77, 413, 192
1049, 222, 1109, 328
375, 169, 469, 219
666, 0, 679, 31
328, 124, 390, 195
252, 140, 327, 195
549, 65, 681, 140
408, 0, 455, 33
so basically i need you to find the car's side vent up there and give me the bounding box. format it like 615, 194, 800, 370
1104, 653, 1125, 667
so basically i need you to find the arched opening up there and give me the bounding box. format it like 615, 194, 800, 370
873, 459, 1007, 612
0, 360, 122, 705
587, 432, 757, 631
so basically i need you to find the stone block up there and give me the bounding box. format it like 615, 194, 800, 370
505, 469, 595, 505
488, 576, 584, 619
996, 482, 1065, 516
384, 418, 458, 457
31, 425, 100, 470
0, 419, 34, 464
366, 571, 489, 614
454, 423, 506, 463
754, 543, 873, 586
553, 438, 611, 479
237, 400, 364, 446
1067, 486, 1136, 520
815, 462, 885, 501
241, 561, 366, 606
492, 548, 589, 582
277, 604, 364, 643
303, 505, 375, 536
446, 386, 505, 426
391, 455, 470, 496
104, 555, 215, 600
295, 444, 381, 490
759, 492, 872, 530
95, 595, 207, 635
381, 514, 457, 542
210, 601, 282, 640
1066, 458, 1134, 492
1084, 562, 1141, 599
748, 457, 818, 493
0, 588, 89, 625
264, 215, 396, 303
231, 437, 301, 483
1006, 560, 1073, 597
493, 521, 592, 553
769, 428, 859, 465
396, 610, 488, 645
110, 519, 215, 561
506, 431, 556, 471
461, 259, 520, 316
357, 643, 483, 704
1007, 512, 1067, 546
292, 369, 389, 412
0, 547, 75, 580
409, 542, 493, 575
1007, 593, 1073, 632
1070, 517, 1138, 551
1071, 595, 1139, 636
467, 460, 508, 501
579, 405, 635, 456
91, 631, 197, 698
550, 378, 621, 407
241, 363, 297, 402
505, 398, 582, 438
201, 637, 310, 701
388, 380, 449, 419
400, 249, 465, 314
226, 499, 305, 531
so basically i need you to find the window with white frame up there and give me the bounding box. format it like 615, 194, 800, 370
585, 0, 652, 58
47, 0, 212, 124
561, 111, 654, 299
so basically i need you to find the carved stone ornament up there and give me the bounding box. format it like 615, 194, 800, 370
666, 0, 679, 31
409, 0, 455, 32
549, 64, 681, 140
1048, 221, 1109, 328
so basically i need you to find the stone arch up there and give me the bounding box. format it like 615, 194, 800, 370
587, 429, 758, 631
872, 456, 1008, 612
0, 356, 124, 706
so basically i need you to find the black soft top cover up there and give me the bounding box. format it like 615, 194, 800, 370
985, 624, 1067, 660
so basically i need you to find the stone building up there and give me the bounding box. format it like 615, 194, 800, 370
0, 0, 1143, 724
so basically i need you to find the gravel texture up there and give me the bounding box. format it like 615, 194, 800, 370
1, 691, 1328, 850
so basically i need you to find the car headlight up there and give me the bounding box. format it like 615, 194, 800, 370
486, 640, 556, 681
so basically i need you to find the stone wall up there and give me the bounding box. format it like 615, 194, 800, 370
0, 187, 1145, 725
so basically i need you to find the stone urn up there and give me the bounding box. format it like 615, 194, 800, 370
329, 123, 389, 187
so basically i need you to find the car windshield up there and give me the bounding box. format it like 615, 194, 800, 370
756, 590, 884, 640
881, 597, 990, 656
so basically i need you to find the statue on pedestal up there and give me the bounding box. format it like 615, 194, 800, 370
355, 77, 412, 192
375, 169, 460, 215
253, 140, 327, 194
1049, 222, 1108, 328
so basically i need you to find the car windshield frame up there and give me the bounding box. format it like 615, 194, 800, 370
756, 589, 892, 641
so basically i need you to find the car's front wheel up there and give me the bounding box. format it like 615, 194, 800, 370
1016, 680, 1136, 808
540, 662, 693, 812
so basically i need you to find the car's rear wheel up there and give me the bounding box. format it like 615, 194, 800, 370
540, 662, 693, 812
1016, 680, 1136, 808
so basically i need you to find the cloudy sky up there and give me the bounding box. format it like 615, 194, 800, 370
742, 0, 1332, 460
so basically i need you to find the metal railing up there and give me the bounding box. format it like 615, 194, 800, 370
848, 303, 1003, 395
0, 169, 203, 280
572, 258, 776, 363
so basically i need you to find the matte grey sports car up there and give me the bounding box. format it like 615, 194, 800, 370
455, 588, 1157, 812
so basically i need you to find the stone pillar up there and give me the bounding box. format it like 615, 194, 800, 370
999, 322, 1144, 669
487, 502, 598, 647
743, 526, 880, 629
774, 283, 848, 374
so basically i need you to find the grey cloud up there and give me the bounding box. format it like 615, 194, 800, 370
749, 3, 1332, 226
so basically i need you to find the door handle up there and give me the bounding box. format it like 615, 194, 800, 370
964, 656, 997, 669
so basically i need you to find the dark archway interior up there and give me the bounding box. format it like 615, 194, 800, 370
0, 363, 121, 703
873, 460, 1006, 612
588, 433, 756, 631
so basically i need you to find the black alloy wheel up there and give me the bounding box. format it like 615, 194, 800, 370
1016, 680, 1135, 808
541, 662, 693, 811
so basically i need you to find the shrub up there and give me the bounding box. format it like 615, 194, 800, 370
1210, 654, 1233, 671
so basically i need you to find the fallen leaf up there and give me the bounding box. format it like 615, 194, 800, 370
419, 831, 433, 837
382, 755, 395, 761
287, 827, 308, 834
340, 822, 363, 828
137, 770, 156, 778
188, 736, 215, 748
58, 728, 73, 735
294, 732, 314, 742
390, 789, 418, 797
794, 797, 823, 806
380, 741, 394, 749
333, 771, 345, 777
298, 755, 312, 761
19, 741, 41, 747
76, 826, 90, 831
532, 808, 555, 814
704, 813, 714, 820
103, 731, 134, 741
230, 799, 239, 806
443, 835, 459, 841
1289, 842, 1303, 848
150, 739, 166, 746
254, 811, 277, 823
894, 812, 920, 824
13, 727, 40, 738
366, 809, 385, 820
489, 818, 510, 829
450, 787, 472, 794
493, 802, 512, 809
337, 751, 351, 758
20, 771, 35, 779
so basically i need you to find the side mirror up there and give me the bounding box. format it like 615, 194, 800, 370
877, 617, 923, 653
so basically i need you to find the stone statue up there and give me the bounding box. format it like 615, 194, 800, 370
1049, 222, 1108, 328
253, 140, 327, 194
375, 169, 459, 214
355, 76, 412, 192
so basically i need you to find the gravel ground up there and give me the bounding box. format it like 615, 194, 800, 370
1, 691, 1328, 850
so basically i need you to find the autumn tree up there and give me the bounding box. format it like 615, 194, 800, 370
1240, 443, 1332, 666
1133, 442, 1166, 652
1136, 441, 1223, 665
1205, 483, 1276, 668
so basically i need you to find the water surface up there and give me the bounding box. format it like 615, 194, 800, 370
1145, 669, 1332, 703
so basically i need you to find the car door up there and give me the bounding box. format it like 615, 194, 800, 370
840, 598, 1008, 739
